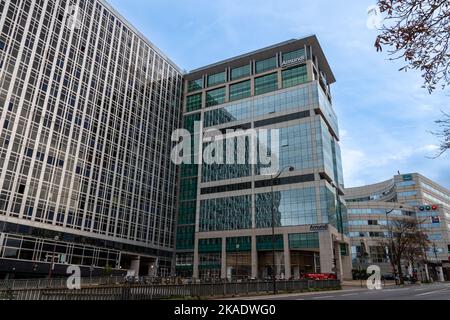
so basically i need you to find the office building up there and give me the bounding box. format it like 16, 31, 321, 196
0, 0, 183, 278
345, 173, 450, 280
176, 36, 352, 280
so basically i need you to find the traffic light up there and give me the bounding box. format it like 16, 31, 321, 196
418, 205, 438, 211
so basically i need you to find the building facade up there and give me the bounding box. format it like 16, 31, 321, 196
345, 173, 450, 280
176, 37, 352, 281
0, 0, 183, 278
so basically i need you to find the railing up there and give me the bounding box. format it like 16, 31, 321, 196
0, 280, 340, 300
0, 276, 124, 290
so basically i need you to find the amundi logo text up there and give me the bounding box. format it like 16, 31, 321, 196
281, 56, 306, 68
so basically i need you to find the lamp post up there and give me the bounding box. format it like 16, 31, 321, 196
270, 165, 295, 295
386, 206, 402, 285
48, 235, 59, 279
235, 243, 240, 282
432, 242, 441, 281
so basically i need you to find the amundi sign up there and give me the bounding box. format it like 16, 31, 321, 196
281, 55, 306, 68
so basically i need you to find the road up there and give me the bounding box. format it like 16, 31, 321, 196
236, 282, 450, 300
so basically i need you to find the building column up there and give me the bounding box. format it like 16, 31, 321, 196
130, 256, 141, 277
437, 266, 445, 282
341, 251, 353, 280
193, 238, 199, 280
221, 237, 227, 279
319, 231, 334, 274
283, 234, 291, 280
251, 235, 258, 279
333, 241, 344, 280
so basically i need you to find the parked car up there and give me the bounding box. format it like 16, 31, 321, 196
382, 273, 396, 281
304, 273, 337, 280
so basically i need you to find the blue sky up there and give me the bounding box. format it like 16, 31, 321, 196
108, 0, 450, 189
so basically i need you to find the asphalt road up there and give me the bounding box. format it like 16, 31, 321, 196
237, 282, 450, 300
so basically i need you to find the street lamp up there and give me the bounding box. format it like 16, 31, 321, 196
386, 206, 402, 285
270, 165, 295, 295
235, 244, 240, 282
432, 242, 441, 281
48, 235, 59, 279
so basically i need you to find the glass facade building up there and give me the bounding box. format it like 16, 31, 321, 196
0, 0, 183, 278
177, 37, 352, 280
345, 173, 450, 280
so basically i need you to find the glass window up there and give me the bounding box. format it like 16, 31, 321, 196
188, 78, 203, 92
256, 188, 317, 228
229, 80, 251, 102
207, 71, 226, 87
198, 238, 222, 253
254, 73, 278, 95
226, 237, 252, 252
200, 195, 252, 232
282, 65, 308, 88
289, 233, 319, 249
204, 82, 315, 127
186, 93, 202, 112
206, 87, 226, 107
231, 64, 251, 81
256, 235, 283, 251
256, 56, 277, 74
282, 48, 306, 64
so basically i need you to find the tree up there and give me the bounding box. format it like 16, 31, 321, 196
374, 0, 450, 154
432, 112, 450, 157
403, 229, 430, 280
380, 218, 426, 285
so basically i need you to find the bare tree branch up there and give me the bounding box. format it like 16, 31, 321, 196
375, 0, 450, 155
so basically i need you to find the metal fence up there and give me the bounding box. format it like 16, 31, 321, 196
0, 276, 124, 290
0, 280, 340, 300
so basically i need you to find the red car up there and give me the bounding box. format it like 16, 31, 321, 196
304, 273, 337, 280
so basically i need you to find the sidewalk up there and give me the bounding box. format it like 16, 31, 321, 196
220, 280, 399, 300
341, 280, 397, 288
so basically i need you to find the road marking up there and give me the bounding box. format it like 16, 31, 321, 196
342, 293, 357, 297
313, 296, 334, 299
415, 289, 448, 296
414, 288, 428, 291
296, 298, 305, 300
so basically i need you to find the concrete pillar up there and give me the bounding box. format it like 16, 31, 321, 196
193, 238, 199, 280
334, 242, 344, 280
277, 70, 283, 90
437, 266, 445, 282
251, 235, 258, 279
341, 253, 353, 280
130, 256, 140, 277
283, 234, 291, 280
221, 237, 227, 279
319, 231, 334, 274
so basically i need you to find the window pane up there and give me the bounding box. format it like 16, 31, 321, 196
207, 72, 226, 87
186, 93, 202, 112
206, 87, 226, 107
282, 48, 306, 63
282, 65, 308, 88
256, 56, 277, 74
231, 64, 251, 81
229, 80, 251, 101
254, 73, 278, 95
188, 78, 203, 92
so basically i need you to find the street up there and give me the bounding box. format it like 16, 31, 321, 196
234, 282, 450, 300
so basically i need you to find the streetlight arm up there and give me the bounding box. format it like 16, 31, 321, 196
272, 166, 295, 180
